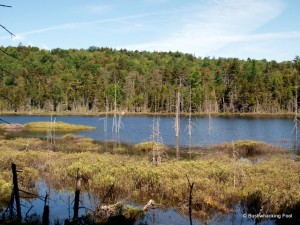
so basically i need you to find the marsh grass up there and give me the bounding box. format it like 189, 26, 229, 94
212, 140, 287, 157
24, 121, 96, 131
134, 142, 167, 152
0, 137, 299, 222
0, 121, 96, 132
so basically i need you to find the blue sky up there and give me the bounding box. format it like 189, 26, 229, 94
0, 0, 299, 62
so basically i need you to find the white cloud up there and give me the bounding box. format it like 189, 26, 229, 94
0, 10, 174, 41
238, 31, 300, 42
210, 31, 300, 61
12, 34, 25, 41
122, 0, 287, 56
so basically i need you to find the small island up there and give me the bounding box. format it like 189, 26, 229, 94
0, 121, 96, 131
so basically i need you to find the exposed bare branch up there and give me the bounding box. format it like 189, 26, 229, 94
0, 118, 10, 124
0, 4, 12, 8
0, 2, 17, 118
0, 24, 15, 37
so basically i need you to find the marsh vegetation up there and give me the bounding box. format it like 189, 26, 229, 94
0, 135, 299, 224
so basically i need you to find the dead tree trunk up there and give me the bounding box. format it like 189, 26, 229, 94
176, 136, 180, 160
175, 79, 181, 160
186, 175, 195, 225
11, 163, 21, 221
73, 168, 82, 219
294, 90, 298, 139
9, 192, 14, 219
175, 90, 180, 138
42, 193, 49, 225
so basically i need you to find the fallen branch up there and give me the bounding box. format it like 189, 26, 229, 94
95, 199, 155, 219
95, 201, 123, 218
143, 199, 155, 211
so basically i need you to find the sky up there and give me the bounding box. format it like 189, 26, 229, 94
0, 0, 299, 62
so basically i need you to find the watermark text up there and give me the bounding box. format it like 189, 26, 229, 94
243, 213, 293, 220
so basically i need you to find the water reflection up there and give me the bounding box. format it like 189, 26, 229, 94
0, 115, 300, 151
1, 181, 280, 225
1, 181, 203, 225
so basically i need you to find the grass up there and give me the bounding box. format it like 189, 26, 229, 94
0, 121, 95, 131
0, 137, 299, 222
210, 140, 288, 157
134, 141, 167, 152
24, 121, 95, 131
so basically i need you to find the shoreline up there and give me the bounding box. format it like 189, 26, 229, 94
0, 111, 298, 118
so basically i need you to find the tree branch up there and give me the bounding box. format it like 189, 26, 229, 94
0, 24, 15, 37
0, 4, 12, 8
0, 118, 10, 124
0, 4, 11, 8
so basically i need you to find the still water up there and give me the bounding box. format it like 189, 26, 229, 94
16, 181, 276, 225
0, 115, 298, 149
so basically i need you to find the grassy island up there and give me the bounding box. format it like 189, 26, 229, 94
0, 121, 96, 131
24, 121, 96, 131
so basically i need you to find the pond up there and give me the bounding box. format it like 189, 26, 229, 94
0, 115, 299, 150
2, 181, 279, 225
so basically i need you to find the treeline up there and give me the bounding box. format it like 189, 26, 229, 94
0, 45, 299, 114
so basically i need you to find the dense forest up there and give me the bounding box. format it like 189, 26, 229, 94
0, 45, 299, 114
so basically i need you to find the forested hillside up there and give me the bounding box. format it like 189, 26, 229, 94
0, 45, 299, 114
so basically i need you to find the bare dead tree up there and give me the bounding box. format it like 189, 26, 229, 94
175, 80, 181, 138
293, 56, 300, 152
175, 79, 182, 160
187, 86, 193, 159
186, 175, 195, 225
151, 116, 163, 166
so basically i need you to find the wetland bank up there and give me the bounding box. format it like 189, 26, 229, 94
0, 128, 299, 224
